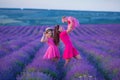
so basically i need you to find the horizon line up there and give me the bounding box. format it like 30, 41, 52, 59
0, 7, 120, 13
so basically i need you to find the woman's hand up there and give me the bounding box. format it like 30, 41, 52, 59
66, 17, 74, 33
66, 26, 73, 33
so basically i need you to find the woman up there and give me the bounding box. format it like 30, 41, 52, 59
54, 25, 82, 66
40, 27, 60, 62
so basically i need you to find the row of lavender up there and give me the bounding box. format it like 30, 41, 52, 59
0, 26, 46, 80
0, 26, 46, 58
70, 24, 120, 80
16, 44, 58, 80
0, 24, 120, 80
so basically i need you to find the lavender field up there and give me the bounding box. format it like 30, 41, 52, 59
0, 24, 120, 80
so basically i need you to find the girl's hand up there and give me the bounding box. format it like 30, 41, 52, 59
40, 32, 47, 42
43, 32, 46, 36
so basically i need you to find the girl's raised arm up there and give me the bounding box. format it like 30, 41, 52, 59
40, 32, 48, 42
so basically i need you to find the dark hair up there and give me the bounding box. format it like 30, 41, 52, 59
53, 25, 60, 46
45, 29, 53, 37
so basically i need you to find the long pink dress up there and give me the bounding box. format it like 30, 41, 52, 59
43, 38, 60, 59
60, 31, 79, 59
66, 16, 80, 29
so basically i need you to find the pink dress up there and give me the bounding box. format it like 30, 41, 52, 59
60, 31, 79, 59
66, 16, 80, 29
43, 38, 60, 59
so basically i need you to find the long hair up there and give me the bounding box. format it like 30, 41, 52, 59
53, 25, 60, 46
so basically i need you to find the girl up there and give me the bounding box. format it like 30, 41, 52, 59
40, 27, 60, 62
54, 25, 82, 66
62, 16, 80, 32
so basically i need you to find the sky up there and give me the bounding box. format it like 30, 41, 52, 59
0, 0, 120, 12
